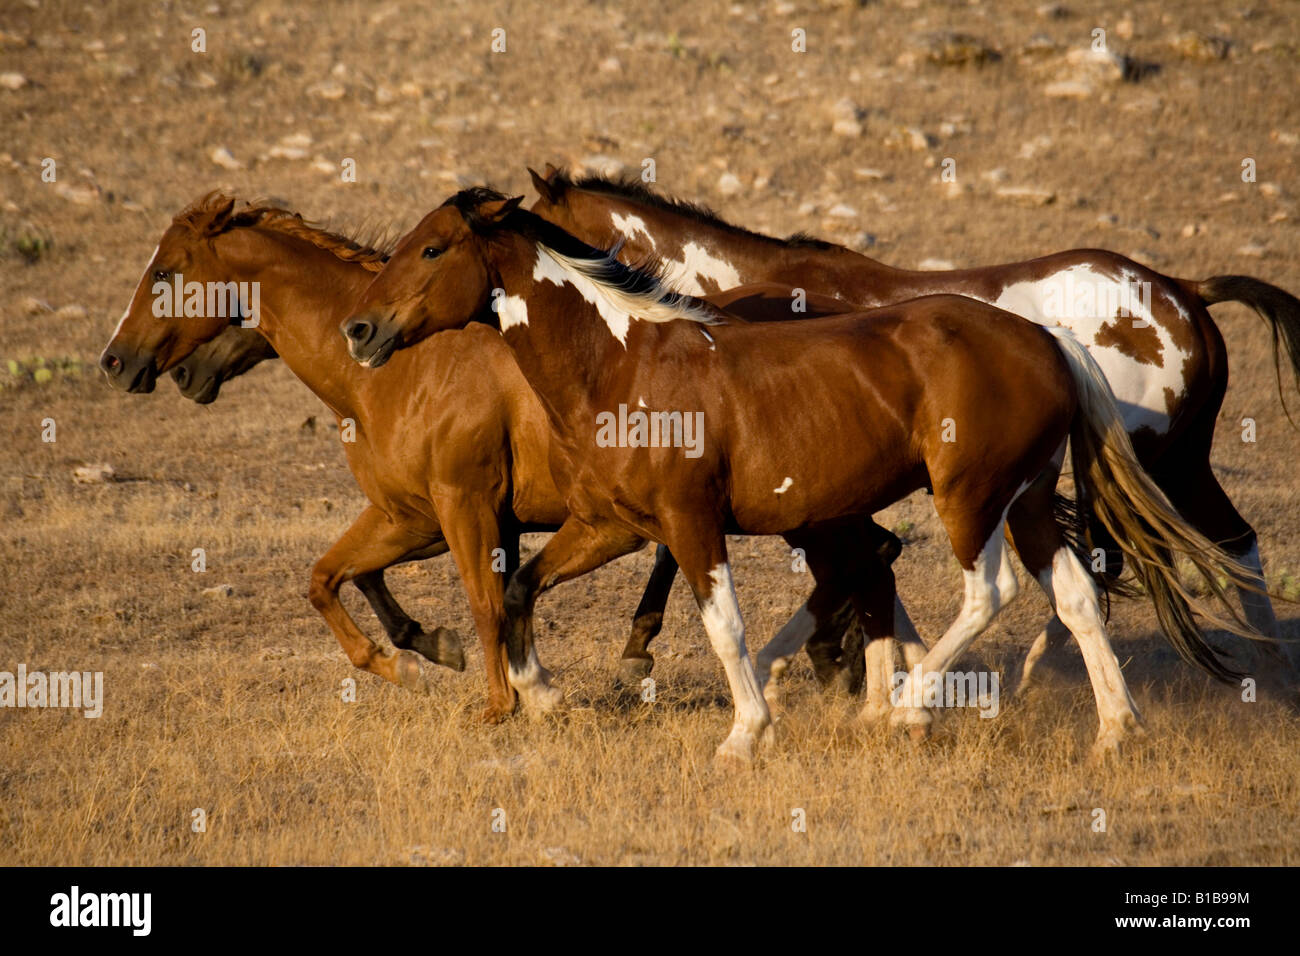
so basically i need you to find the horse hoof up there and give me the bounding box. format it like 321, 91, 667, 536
395, 651, 435, 694
520, 681, 564, 714
713, 736, 757, 769
481, 700, 514, 724
409, 627, 465, 672
889, 706, 933, 741
857, 699, 892, 725
614, 655, 653, 690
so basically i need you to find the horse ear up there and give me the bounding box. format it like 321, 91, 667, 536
205, 195, 238, 235
478, 194, 525, 222
528, 167, 558, 203
544, 162, 560, 178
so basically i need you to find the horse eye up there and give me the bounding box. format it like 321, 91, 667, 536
422, 246, 441, 260
153, 269, 170, 281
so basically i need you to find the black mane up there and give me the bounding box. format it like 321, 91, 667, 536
543, 170, 839, 251
441, 187, 704, 310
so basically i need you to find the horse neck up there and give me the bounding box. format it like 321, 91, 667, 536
566, 191, 899, 302
223, 229, 374, 421
493, 238, 632, 429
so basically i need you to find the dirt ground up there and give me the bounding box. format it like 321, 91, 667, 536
2, 0, 1299, 865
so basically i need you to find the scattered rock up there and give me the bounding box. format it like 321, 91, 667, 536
1236, 242, 1266, 258
717, 172, 742, 198
917, 257, 955, 271
54, 182, 100, 205
209, 146, 243, 170
995, 185, 1056, 206
0, 72, 27, 90
598, 56, 622, 73
203, 584, 235, 600
1180, 223, 1206, 238
18, 296, 53, 316
54, 304, 87, 320
853, 168, 889, 181
306, 80, 345, 100
832, 117, 862, 137
831, 97, 863, 137
883, 126, 934, 151
826, 203, 857, 219
1043, 80, 1092, 99
1169, 32, 1231, 60
1019, 34, 1061, 59
911, 31, 1001, 67
72, 463, 115, 484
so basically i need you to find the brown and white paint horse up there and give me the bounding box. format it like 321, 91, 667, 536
99, 194, 890, 718
342, 189, 1260, 761
529, 167, 1300, 688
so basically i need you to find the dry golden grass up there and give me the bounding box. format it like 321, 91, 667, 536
3, 0, 1300, 865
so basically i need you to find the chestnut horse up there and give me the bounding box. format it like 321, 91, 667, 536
99, 194, 894, 718
342, 188, 1260, 761
529, 167, 1300, 687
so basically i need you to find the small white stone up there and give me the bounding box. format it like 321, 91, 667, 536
210, 146, 243, 170
73, 463, 115, 484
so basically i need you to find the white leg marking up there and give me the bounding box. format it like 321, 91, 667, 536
1036, 546, 1143, 755
508, 645, 562, 712
755, 603, 816, 709
883, 523, 1008, 730
700, 562, 770, 761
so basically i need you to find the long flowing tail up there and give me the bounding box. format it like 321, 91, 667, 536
1187, 274, 1300, 421
1046, 326, 1263, 683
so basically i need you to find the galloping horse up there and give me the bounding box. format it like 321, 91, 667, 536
342, 189, 1260, 761
529, 167, 1300, 688
99, 194, 894, 718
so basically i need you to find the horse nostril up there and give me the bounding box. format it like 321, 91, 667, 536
174, 366, 190, 388
344, 320, 373, 344
100, 351, 122, 375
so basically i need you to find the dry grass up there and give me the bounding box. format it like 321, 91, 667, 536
3, 0, 1300, 865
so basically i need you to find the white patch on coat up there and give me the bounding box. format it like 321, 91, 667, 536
497, 294, 529, 331
773, 476, 793, 494
610, 213, 656, 250
661, 242, 742, 296
990, 263, 1190, 436
531, 246, 713, 347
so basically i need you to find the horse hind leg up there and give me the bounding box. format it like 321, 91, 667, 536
885, 519, 1011, 739
617, 544, 678, 690
1007, 496, 1144, 759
